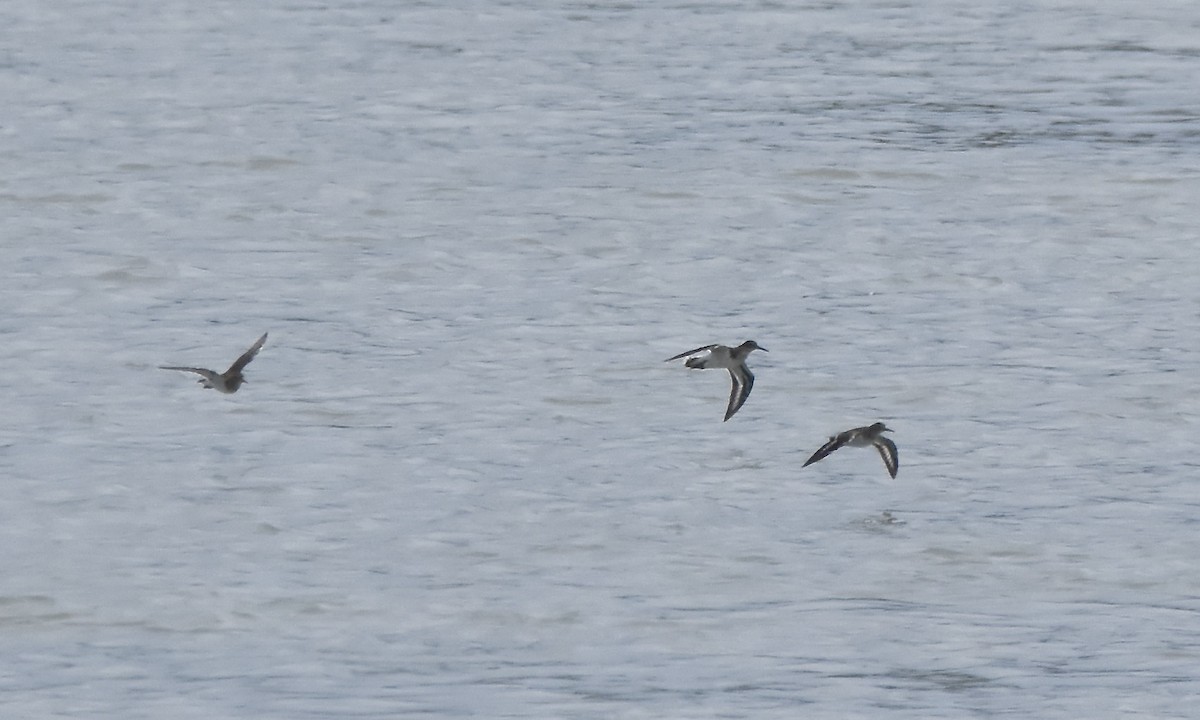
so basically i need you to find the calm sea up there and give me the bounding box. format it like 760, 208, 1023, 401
3, 1, 1199, 717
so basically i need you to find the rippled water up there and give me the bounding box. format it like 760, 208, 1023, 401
3, 1, 1200, 717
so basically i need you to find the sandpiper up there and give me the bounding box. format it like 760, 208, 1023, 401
160, 332, 268, 394
665, 340, 767, 421
802, 422, 898, 478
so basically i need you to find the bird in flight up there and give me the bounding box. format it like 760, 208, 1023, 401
665, 340, 767, 421
802, 422, 898, 478
160, 332, 268, 394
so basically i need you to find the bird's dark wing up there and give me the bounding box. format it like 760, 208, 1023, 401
803, 434, 846, 468
874, 436, 899, 479
665, 344, 717, 362
159, 366, 219, 381
227, 332, 268, 374
723, 366, 754, 421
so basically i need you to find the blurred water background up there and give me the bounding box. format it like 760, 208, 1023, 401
3, 0, 1200, 717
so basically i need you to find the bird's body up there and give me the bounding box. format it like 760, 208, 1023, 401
160, 332, 268, 394
803, 422, 898, 478
665, 340, 767, 421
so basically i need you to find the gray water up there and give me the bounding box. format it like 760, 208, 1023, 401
3, 1, 1200, 717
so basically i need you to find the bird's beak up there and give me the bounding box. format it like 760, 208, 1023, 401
759, 347, 769, 352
